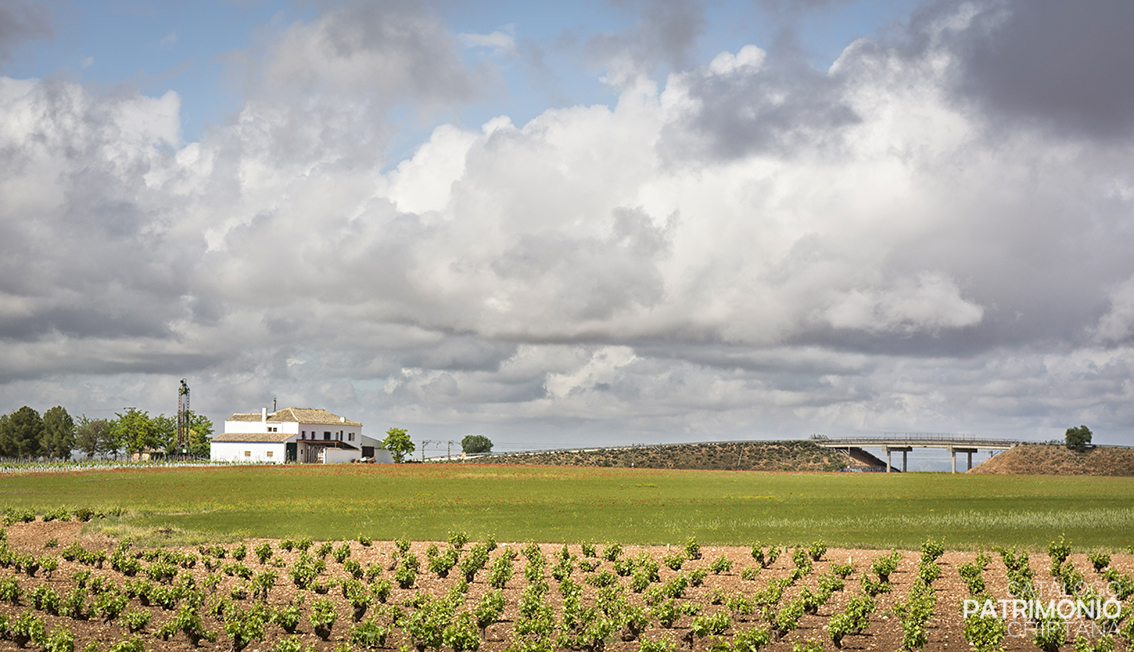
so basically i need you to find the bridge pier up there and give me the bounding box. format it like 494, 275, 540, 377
948, 447, 978, 473
882, 446, 913, 472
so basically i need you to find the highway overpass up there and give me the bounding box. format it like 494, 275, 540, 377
817, 434, 1020, 473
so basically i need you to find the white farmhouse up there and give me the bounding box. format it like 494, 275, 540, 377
209, 407, 392, 464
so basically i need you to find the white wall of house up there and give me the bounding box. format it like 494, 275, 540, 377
211, 441, 287, 464
321, 448, 360, 464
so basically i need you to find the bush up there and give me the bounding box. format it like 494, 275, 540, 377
43, 625, 75, 652
871, 550, 900, 582
638, 635, 676, 652
709, 555, 733, 574
309, 597, 338, 640
684, 537, 701, 560
808, 540, 827, 561
351, 617, 390, 649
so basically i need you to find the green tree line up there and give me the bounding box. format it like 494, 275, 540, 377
0, 405, 213, 460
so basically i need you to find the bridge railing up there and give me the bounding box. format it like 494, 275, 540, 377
819, 434, 1021, 446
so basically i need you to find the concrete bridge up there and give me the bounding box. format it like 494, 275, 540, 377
817, 433, 1020, 473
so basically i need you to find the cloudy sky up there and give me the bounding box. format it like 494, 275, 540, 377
2, 0, 1134, 455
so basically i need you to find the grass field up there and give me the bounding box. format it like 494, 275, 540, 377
3, 464, 1133, 550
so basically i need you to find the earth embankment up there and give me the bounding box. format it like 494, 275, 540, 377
969, 443, 1134, 476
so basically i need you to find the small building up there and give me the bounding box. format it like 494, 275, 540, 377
210, 407, 392, 464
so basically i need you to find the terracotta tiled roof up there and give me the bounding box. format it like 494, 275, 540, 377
226, 407, 362, 427
211, 432, 295, 443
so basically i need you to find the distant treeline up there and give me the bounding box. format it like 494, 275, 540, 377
461, 440, 848, 472
0, 406, 213, 460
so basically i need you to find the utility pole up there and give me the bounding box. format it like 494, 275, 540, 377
421, 440, 431, 463
447, 440, 454, 461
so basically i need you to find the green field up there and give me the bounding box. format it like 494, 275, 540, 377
4, 464, 1133, 550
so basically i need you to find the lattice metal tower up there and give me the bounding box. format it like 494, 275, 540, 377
176, 379, 191, 455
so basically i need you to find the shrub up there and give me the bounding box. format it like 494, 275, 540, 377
662, 551, 685, 571
733, 626, 771, 652
309, 596, 337, 640
254, 542, 272, 564
271, 598, 303, 634
638, 635, 676, 652
107, 636, 145, 652
43, 625, 75, 652
333, 542, 351, 563
871, 550, 900, 582
475, 589, 505, 632
222, 604, 266, 652
488, 553, 514, 589
0, 575, 22, 604
688, 568, 707, 587
443, 611, 481, 652
808, 540, 827, 561
709, 555, 733, 575
962, 612, 1006, 652
1048, 536, 1072, 569
1088, 551, 1111, 572
1033, 614, 1067, 652
351, 617, 390, 649
121, 609, 150, 633
395, 552, 419, 589
602, 543, 623, 562
690, 612, 729, 638
920, 539, 944, 565
828, 594, 874, 648
684, 537, 701, 560
9, 610, 47, 648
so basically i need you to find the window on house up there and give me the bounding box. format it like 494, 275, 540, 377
324, 432, 331, 440
348, 433, 354, 442
266, 451, 273, 458
244, 451, 251, 457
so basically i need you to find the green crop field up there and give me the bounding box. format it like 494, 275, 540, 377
3, 464, 1133, 550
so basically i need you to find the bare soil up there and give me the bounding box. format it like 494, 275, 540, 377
970, 444, 1134, 476
0, 521, 1130, 651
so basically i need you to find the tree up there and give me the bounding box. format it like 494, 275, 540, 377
1065, 425, 1093, 453
153, 414, 177, 454
112, 410, 160, 457
41, 406, 75, 459
382, 427, 414, 463
184, 411, 213, 458
461, 434, 493, 455
0, 406, 44, 458
75, 416, 112, 458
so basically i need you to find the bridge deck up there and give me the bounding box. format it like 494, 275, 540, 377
818, 436, 1020, 472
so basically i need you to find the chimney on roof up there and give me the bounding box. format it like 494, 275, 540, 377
262, 408, 267, 423
273, 397, 277, 412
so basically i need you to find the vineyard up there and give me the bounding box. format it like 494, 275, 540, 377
0, 512, 1132, 652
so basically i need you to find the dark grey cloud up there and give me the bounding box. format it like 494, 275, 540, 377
0, 0, 52, 69
663, 37, 860, 160
943, 0, 1134, 140
586, 0, 707, 77
262, 0, 485, 107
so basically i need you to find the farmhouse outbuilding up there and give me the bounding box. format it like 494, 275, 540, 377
210, 407, 392, 464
